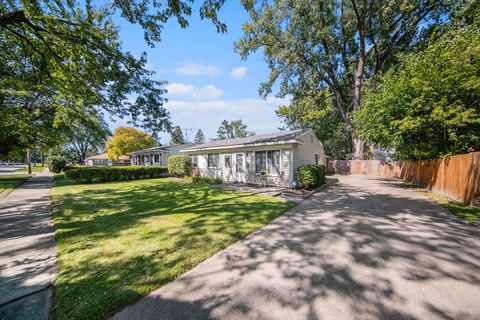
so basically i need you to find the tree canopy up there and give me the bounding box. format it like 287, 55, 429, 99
236, 0, 456, 158
0, 0, 225, 156
171, 126, 187, 144
355, 7, 480, 160
106, 127, 156, 160
276, 90, 352, 159
65, 111, 111, 163
217, 119, 253, 140
194, 129, 206, 144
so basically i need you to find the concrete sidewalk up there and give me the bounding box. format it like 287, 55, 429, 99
113, 175, 480, 320
0, 170, 56, 320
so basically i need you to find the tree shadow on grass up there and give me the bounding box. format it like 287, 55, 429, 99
113, 177, 480, 320
52, 179, 293, 320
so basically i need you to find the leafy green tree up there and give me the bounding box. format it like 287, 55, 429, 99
217, 119, 252, 140
355, 9, 480, 160
236, 0, 455, 158
65, 111, 111, 163
106, 127, 156, 160
194, 129, 206, 144
0, 0, 225, 155
276, 90, 352, 159
171, 126, 187, 144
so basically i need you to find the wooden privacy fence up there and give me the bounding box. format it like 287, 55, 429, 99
327, 152, 480, 205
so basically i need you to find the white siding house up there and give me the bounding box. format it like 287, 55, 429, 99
130, 143, 195, 166
85, 153, 130, 166
182, 129, 325, 187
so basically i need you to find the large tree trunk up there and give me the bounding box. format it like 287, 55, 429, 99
352, 135, 364, 160
351, 0, 366, 159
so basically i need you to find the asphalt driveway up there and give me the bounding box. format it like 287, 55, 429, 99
113, 175, 480, 320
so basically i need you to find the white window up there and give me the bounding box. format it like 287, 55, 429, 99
191, 155, 198, 167
255, 152, 266, 173
267, 150, 280, 175
208, 154, 219, 168
255, 150, 280, 175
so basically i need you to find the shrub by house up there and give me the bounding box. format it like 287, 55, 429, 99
168, 155, 192, 177
297, 165, 326, 189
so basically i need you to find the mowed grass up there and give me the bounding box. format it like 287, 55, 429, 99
15, 165, 45, 173
0, 174, 31, 196
51, 176, 294, 320
418, 189, 480, 222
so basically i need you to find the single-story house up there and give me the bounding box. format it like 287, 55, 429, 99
130, 143, 195, 166
85, 153, 131, 166
181, 129, 325, 187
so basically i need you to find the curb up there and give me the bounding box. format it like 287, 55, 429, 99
302, 180, 332, 199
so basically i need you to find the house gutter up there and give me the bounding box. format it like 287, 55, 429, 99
180, 140, 303, 153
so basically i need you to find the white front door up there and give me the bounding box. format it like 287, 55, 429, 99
235, 153, 245, 183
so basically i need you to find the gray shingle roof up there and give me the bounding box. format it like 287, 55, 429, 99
130, 143, 192, 155
183, 129, 309, 151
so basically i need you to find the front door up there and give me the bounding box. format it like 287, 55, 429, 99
235, 153, 245, 183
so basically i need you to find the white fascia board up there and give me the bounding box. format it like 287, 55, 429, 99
181, 140, 302, 153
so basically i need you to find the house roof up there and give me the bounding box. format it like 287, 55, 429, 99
182, 129, 310, 152
86, 153, 130, 161
129, 143, 194, 155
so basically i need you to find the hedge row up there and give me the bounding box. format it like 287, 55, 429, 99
65, 166, 168, 183
297, 165, 326, 189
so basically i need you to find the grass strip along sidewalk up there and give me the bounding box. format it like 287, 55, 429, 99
0, 174, 32, 197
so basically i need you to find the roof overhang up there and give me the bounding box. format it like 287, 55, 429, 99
181, 140, 302, 153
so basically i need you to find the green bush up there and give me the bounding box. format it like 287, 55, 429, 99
168, 155, 192, 177
64, 166, 168, 183
296, 165, 326, 189
192, 176, 223, 184
46, 156, 67, 173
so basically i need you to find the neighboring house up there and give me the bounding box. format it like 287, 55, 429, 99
130, 143, 195, 166
85, 153, 131, 166
181, 129, 325, 187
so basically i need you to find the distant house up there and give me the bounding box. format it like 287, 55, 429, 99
85, 153, 131, 167
130, 143, 195, 166
181, 129, 325, 187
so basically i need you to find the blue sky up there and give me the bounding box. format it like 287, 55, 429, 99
111, 1, 289, 143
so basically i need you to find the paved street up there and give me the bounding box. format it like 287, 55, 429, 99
113, 175, 480, 320
0, 171, 56, 320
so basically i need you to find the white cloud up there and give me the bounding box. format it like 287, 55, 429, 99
162, 96, 291, 141
165, 83, 224, 100
165, 83, 195, 96
175, 62, 221, 76
229, 66, 248, 80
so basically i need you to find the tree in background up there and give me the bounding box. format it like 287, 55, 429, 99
106, 127, 156, 160
236, 0, 456, 158
65, 111, 111, 163
0, 0, 226, 157
171, 126, 187, 144
217, 119, 253, 140
276, 90, 352, 159
194, 129, 206, 144
355, 4, 480, 160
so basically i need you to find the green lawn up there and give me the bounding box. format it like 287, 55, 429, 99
15, 165, 45, 173
0, 174, 31, 196
51, 176, 294, 320
419, 189, 480, 223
